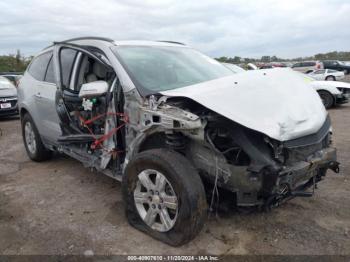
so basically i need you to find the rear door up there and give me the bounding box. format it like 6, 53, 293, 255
25, 51, 55, 139
37, 54, 66, 141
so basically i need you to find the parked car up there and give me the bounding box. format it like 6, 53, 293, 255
259, 63, 287, 69
322, 60, 350, 75
0, 76, 18, 116
301, 74, 350, 109
18, 37, 339, 246
291, 61, 323, 73
259, 64, 274, 69
222, 62, 246, 73
308, 69, 345, 81
2, 74, 23, 87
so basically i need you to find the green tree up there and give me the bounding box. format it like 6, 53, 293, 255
0, 50, 30, 72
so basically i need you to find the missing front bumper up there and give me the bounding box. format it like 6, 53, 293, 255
277, 147, 338, 191
237, 147, 339, 207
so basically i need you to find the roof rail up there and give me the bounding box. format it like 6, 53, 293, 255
157, 40, 186, 45
58, 36, 114, 43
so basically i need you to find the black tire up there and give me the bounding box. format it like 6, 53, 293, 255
122, 149, 207, 246
21, 113, 52, 162
326, 75, 335, 81
318, 90, 334, 109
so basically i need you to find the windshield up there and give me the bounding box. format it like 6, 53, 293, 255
112, 46, 232, 96
0, 77, 15, 89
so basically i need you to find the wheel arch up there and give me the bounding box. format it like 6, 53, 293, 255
317, 89, 336, 108
326, 75, 336, 80
317, 89, 336, 98
20, 107, 30, 119
138, 132, 167, 153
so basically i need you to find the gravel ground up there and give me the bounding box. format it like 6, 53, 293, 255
0, 104, 350, 255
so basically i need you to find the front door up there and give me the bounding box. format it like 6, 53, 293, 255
52, 44, 113, 135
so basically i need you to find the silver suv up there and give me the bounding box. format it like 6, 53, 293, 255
18, 37, 339, 246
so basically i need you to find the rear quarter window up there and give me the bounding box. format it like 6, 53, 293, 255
28, 52, 52, 81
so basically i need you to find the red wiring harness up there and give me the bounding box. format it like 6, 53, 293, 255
78, 112, 128, 150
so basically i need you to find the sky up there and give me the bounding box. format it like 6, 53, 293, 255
0, 0, 349, 58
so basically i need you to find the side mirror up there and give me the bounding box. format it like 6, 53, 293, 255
79, 81, 108, 98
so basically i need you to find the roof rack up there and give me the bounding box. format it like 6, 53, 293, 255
157, 40, 186, 45
58, 36, 114, 43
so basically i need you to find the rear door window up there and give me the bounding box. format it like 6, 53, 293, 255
28, 52, 52, 81
44, 57, 56, 84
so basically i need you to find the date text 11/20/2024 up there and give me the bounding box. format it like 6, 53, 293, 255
127, 255, 219, 261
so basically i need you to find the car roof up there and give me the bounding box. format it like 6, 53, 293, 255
44, 37, 186, 49
40, 38, 188, 57
113, 40, 186, 47
61, 37, 185, 46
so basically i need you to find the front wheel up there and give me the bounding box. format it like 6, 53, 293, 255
318, 90, 334, 109
122, 149, 207, 246
326, 75, 335, 81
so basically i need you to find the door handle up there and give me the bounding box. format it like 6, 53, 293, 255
34, 93, 42, 98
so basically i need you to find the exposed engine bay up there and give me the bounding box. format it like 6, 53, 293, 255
133, 96, 340, 208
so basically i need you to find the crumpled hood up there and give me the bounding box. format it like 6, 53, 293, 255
0, 87, 17, 97
161, 68, 327, 141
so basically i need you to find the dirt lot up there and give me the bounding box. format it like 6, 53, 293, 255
0, 105, 350, 256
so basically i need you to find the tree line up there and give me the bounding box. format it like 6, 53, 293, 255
216, 51, 350, 64
1, 50, 350, 72
0, 50, 32, 73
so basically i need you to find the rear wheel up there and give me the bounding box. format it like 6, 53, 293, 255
21, 113, 52, 161
318, 90, 334, 109
326, 75, 335, 81
122, 149, 207, 246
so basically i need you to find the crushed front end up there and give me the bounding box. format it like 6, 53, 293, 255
196, 113, 339, 208
134, 94, 339, 210
336, 87, 350, 105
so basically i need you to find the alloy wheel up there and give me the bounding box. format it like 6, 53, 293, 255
133, 169, 178, 232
